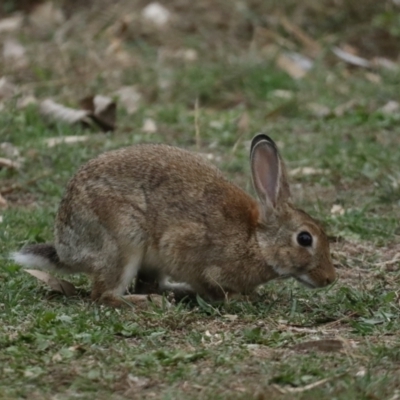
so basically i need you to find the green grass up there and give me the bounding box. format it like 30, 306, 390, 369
1, 2, 400, 399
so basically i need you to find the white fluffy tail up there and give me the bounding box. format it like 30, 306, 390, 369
11, 243, 72, 274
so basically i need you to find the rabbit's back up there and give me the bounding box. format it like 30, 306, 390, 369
54, 144, 260, 281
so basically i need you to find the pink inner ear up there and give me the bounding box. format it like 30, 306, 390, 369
253, 145, 280, 207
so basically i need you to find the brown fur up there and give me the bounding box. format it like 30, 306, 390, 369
14, 136, 336, 307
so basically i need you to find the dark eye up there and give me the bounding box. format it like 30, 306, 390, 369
297, 231, 313, 247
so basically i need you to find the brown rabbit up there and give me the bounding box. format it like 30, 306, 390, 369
13, 134, 336, 307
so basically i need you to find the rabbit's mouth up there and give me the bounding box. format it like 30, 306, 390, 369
294, 275, 316, 289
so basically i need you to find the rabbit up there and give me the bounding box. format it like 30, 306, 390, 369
12, 134, 336, 307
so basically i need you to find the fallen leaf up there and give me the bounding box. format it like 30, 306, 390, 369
372, 57, 399, 71
379, 101, 399, 115
114, 86, 142, 114
17, 95, 37, 109
332, 47, 370, 68
80, 95, 116, 131
271, 90, 294, 99
3, 38, 28, 68
307, 103, 331, 118
331, 204, 345, 216
292, 339, 344, 352
142, 118, 157, 133
25, 269, 77, 297
224, 314, 238, 321
44, 136, 91, 148
142, 2, 171, 27
0, 157, 21, 170
0, 14, 23, 34
289, 167, 329, 177
40, 99, 91, 125
365, 72, 381, 84
126, 374, 150, 389
276, 52, 312, 79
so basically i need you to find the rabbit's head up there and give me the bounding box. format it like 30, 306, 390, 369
250, 134, 336, 288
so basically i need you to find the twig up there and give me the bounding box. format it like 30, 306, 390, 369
0, 172, 51, 195
374, 253, 400, 268
231, 111, 249, 156
194, 98, 201, 150
322, 311, 359, 329
280, 16, 321, 57
272, 372, 347, 394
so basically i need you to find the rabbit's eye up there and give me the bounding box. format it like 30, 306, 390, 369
297, 231, 313, 247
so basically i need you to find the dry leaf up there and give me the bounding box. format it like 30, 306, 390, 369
271, 90, 294, 99
307, 103, 331, 118
25, 269, 77, 297
331, 204, 345, 216
3, 38, 28, 68
40, 99, 91, 125
365, 72, 381, 84
0, 157, 21, 170
142, 2, 171, 27
379, 101, 399, 115
277, 53, 312, 79
332, 47, 370, 68
41, 97, 116, 132
114, 86, 142, 114
0, 14, 23, 33
290, 167, 328, 177
17, 95, 37, 109
224, 314, 238, 321
142, 118, 157, 133
292, 339, 344, 352
372, 57, 399, 71
80, 95, 116, 131
44, 136, 91, 148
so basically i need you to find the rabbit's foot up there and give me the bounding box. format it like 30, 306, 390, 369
95, 293, 169, 308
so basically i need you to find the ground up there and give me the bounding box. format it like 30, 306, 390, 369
0, 1, 400, 399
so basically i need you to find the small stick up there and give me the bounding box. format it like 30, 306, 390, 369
322, 311, 358, 329
272, 372, 346, 394
0, 172, 51, 195
194, 98, 201, 150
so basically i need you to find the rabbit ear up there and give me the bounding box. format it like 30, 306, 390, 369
250, 134, 290, 209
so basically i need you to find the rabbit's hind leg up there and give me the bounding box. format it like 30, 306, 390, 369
91, 248, 155, 307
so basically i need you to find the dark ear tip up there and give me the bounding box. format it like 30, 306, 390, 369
250, 133, 277, 153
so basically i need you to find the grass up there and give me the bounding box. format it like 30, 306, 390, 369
1, 1, 400, 399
